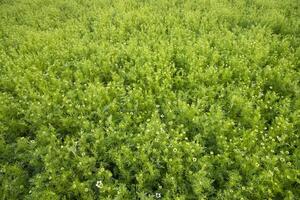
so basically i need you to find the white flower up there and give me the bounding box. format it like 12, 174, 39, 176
192, 157, 197, 162
155, 192, 161, 198
96, 180, 103, 188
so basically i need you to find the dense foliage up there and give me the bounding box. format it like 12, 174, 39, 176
0, 0, 299, 199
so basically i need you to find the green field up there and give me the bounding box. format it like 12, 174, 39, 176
0, 0, 299, 199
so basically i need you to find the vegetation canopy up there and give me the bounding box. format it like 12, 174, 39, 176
0, 0, 299, 199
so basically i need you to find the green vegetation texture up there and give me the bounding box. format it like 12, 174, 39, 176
0, 0, 299, 199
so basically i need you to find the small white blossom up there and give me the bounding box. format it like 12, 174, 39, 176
155, 192, 161, 198
96, 180, 103, 188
